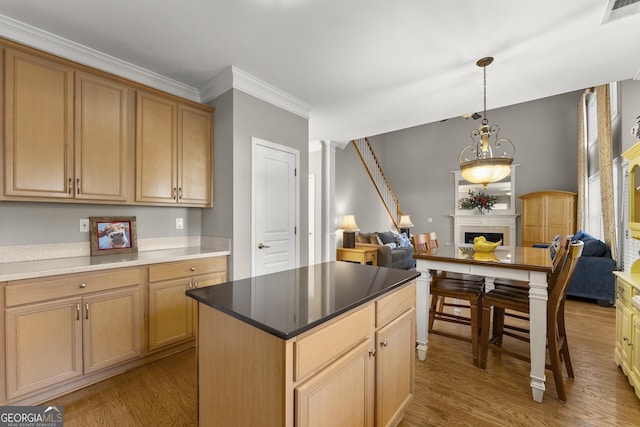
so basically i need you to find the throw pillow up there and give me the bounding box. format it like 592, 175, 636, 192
377, 231, 396, 245
356, 232, 371, 244
581, 239, 608, 257
370, 234, 383, 245
395, 232, 413, 248
384, 242, 398, 249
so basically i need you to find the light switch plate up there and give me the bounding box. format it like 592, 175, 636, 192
176, 218, 184, 230
79, 219, 89, 232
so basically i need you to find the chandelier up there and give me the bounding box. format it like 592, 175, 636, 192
459, 57, 515, 187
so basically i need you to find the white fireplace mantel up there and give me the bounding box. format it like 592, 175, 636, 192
452, 166, 520, 247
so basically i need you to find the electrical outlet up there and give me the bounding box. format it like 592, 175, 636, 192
176, 218, 184, 230
79, 219, 89, 232
427, 217, 433, 223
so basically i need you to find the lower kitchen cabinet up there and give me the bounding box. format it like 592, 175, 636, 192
376, 308, 415, 427
5, 284, 141, 400
148, 257, 227, 351
295, 339, 374, 427
196, 280, 416, 427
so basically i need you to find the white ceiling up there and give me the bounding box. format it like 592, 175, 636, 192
0, 0, 639, 142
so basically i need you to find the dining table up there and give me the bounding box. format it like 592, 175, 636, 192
413, 245, 553, 403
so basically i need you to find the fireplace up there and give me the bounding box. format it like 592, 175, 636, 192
464, 232, 504, 244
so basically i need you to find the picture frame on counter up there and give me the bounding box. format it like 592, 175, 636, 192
89, 216, 138, 256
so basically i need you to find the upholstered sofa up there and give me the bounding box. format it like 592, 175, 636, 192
566, 230, 616, 306
355, 231, 416, 270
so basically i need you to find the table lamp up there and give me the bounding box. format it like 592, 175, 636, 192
341, 215, 359, 248
398, 215, 414, 238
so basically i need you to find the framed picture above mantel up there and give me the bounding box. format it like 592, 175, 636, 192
89, 216, 138, 256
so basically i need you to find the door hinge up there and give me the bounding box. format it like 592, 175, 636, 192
295, 226, 297, 235
294, 168, 297, 177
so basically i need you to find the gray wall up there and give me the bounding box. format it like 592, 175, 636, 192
203, 89, 309, 280
336, 90, 582, 245
0, 202, 200, 245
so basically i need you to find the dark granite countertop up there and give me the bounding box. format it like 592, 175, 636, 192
186, 261, 420, 340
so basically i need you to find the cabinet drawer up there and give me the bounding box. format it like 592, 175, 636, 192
617, 278, 634, 305
294, 304, 373, 381
149, 257, 226, 282
376, 282, 415, 328
6, 268, 142, 307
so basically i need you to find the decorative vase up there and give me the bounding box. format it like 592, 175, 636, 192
475, 208, 485, 215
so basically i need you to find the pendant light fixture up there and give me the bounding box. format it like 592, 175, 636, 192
459, 57, 515, 187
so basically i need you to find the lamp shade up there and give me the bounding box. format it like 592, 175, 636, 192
460, 158, 512, 186
398, 215, 414, 228
340, 215, 359, 231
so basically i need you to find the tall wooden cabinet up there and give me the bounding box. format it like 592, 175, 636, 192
520, 191, 577, 247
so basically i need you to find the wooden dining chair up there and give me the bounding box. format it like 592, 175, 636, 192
412, 232, 430, 253
422, 232, 485, 366
490, 235, 572, 344
479, 240, 584, 401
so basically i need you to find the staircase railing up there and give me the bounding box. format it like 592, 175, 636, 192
351, 138, 403, 228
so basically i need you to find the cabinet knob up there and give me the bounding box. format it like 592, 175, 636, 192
80, 283, 87, 289
191, 267, 196, 271
380, 340, 388, 347
368, 349, 376, 357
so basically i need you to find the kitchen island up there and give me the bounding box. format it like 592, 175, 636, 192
186, 261, 419, 427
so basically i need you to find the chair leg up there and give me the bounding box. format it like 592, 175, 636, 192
480, 302, 491, 369
437, 296, 445, 313
547, 322, 567, 401
428, 294, 438, 332
558, 299, 574, 378
492, 307, 505, 346
470, 298, 479, 367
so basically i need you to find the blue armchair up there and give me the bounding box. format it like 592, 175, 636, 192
566, 231, 616, 306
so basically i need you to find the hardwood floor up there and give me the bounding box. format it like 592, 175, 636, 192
46, 299, 639, 426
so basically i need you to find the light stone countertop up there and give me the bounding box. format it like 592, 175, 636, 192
0, 246, 230, 282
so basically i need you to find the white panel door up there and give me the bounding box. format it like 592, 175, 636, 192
253, 139, 298, 276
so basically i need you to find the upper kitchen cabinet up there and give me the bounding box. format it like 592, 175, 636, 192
135, 90, 213, 207
3, 48, 74, 199
3, 48, 131, 202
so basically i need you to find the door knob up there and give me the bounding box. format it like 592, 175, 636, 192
258, 243, 270, 249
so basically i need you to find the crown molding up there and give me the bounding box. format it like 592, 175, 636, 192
0, 14, 200, 102
200, 65, 311, 119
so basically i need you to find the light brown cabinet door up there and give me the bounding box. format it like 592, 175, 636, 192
4, 48, 74, 198
191, 271, 228, 336
178, 104, 212, 206
83, 287, 142, 374
375, 309, 415, 427
148, 278, 193, 351
295, 339, 375, 427
75, 71, 130, 201
5, 297, 83, 399
135, 90, 178, 204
